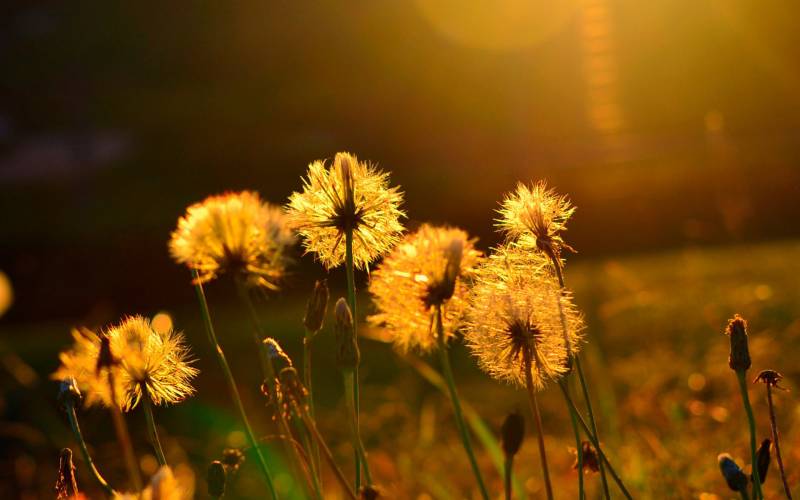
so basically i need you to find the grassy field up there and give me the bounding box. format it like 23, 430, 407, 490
2, 239, 799, 499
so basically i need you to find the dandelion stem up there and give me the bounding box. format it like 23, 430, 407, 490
435, 306, 489, 500
523, 349, 554, 500
741, 491, 751, 500
142, 392, 167, 466
559, 381, 632, 499
64, 400, 113, 495
504, 456, 513, 500
107, 371, 142, 491
548, 255, 611, 499
303, 331, 322, 481
343, 370, 372, 485
566, 384, 584, 500
192, 271, 278, 500
292, 399, 358, 500
764, 382, 793, 499
737, 371, 762, 500
344, 228, 364, 489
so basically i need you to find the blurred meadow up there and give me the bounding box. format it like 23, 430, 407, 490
2, 1, 800, 499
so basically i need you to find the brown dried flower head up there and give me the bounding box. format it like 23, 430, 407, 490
725, 314, 751, 372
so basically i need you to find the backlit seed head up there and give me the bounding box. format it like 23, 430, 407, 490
113, 465, 194, 499
303, 280, 329, 334
286, 152, 405, 270
368, 224, 483, 353
169, 191, 295, 289
335, 298, 360, 370
725, 315, 751, 372
754, 369, 786, 390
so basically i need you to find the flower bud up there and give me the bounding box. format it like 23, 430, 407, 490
335, 298, 360, 370
501, 411, 525, 459
718, 453, 748, 492
207, 460, 226, 498
752, 438, 771, 484
725, 315, 751, 372
303, 280, 329, 333
57, 377, 82, 409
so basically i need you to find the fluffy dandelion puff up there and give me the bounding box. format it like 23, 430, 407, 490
286, 152, 405, 270
368, 224, 482, 353
114, 465, 195, 500
464, 247, 584, 389
169, 191, 295, 289
496, 181, 576, 264
53, 316, 198, 411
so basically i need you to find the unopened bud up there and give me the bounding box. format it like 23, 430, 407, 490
752, 439, 771, 484
207, 460, 226, 498
57, 377, 82, 409
725, 315, 751, 372
304, 280, 329, 333
718, 453, 748, 492
335, 298, 359, 370
501, 411, 525, 459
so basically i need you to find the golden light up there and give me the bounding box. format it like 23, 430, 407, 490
151, 311, 174, 334
0, 271, 13, 318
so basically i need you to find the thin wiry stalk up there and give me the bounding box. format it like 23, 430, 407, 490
291, 398, 358, 500
64, 401, 113, 495
343, 371, 372, 485
737, 371, 762, 500
192, 271, 278, 499
435, 306, 489, 500
504, 456, 513, 500
566, 384, 584, 499
400, 353, 525, 498
559, 381, 632, 499
765, 383, 793, 499
107, 371, 142, 491
523, 349, 554, 500
549, 255, 611, 499
344, 228, 365, 488
303, 331, 322, 479
142, 392, 167, 466
235, 279, 321, 497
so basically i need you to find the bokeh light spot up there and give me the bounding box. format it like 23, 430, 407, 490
152, 311, 174, 334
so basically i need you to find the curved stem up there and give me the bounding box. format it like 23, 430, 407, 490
193, 272, 278, 500
64, 402, 114, 495
737, 371, 762, 500
344, 370, 372, 485
436, 307, 489, 500
344, 228, 363, 489
765, 384, 793, 499
566, 386, 584, 499
107, 372, 142, 491
560, 381, 632, 499
523, 351, 554, 500
142, 392, 167, 466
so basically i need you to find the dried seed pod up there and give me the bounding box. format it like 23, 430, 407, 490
754, 369, 786, 390
221, 448, 246, 474
501, 411, 525, 459
335, 298, 360, 370
725, 315, 751, 372
54, 448, 79, 500
577, 441, 600, 474
304, 280, 329, 334
279, 367, 308, 404
207, 460, 226, 498
718, 453, 748, 492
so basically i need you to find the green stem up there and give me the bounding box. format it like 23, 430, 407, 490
344, 228, 363, 489
435, 307, 489, 500
523, 350, 554, 500
566, 386, 584, 500
504, 457, 513, 500
765, 383, 793, 499
344, 370, 372, 485
549, 256, 611, 500
192, 271, 278, 500
303, 331, 322, 481
65, 402, 114, 495
293, 399, 358, 500
559, 381, 632, 499
741, 490, 751, 500
107, 371, 142, 491
142, 392, 167, 466
737, 371, 762, 500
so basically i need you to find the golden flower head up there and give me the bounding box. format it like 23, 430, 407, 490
114, 465, 195, 500
464, 245, 584, 390
52, 315, 198, 411
496, 181, 576, 264
368, 224, 483, 353
286, 152, 405, 270
169, 191, 295, 289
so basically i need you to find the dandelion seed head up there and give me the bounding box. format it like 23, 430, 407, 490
286, 152, 405, 270
53, 316, 198, 411
496, 181, 575, 264
169, 191, 295, 289
368, 224, 483, 353
114, 465, 194, 500
463, 245, 584, 389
